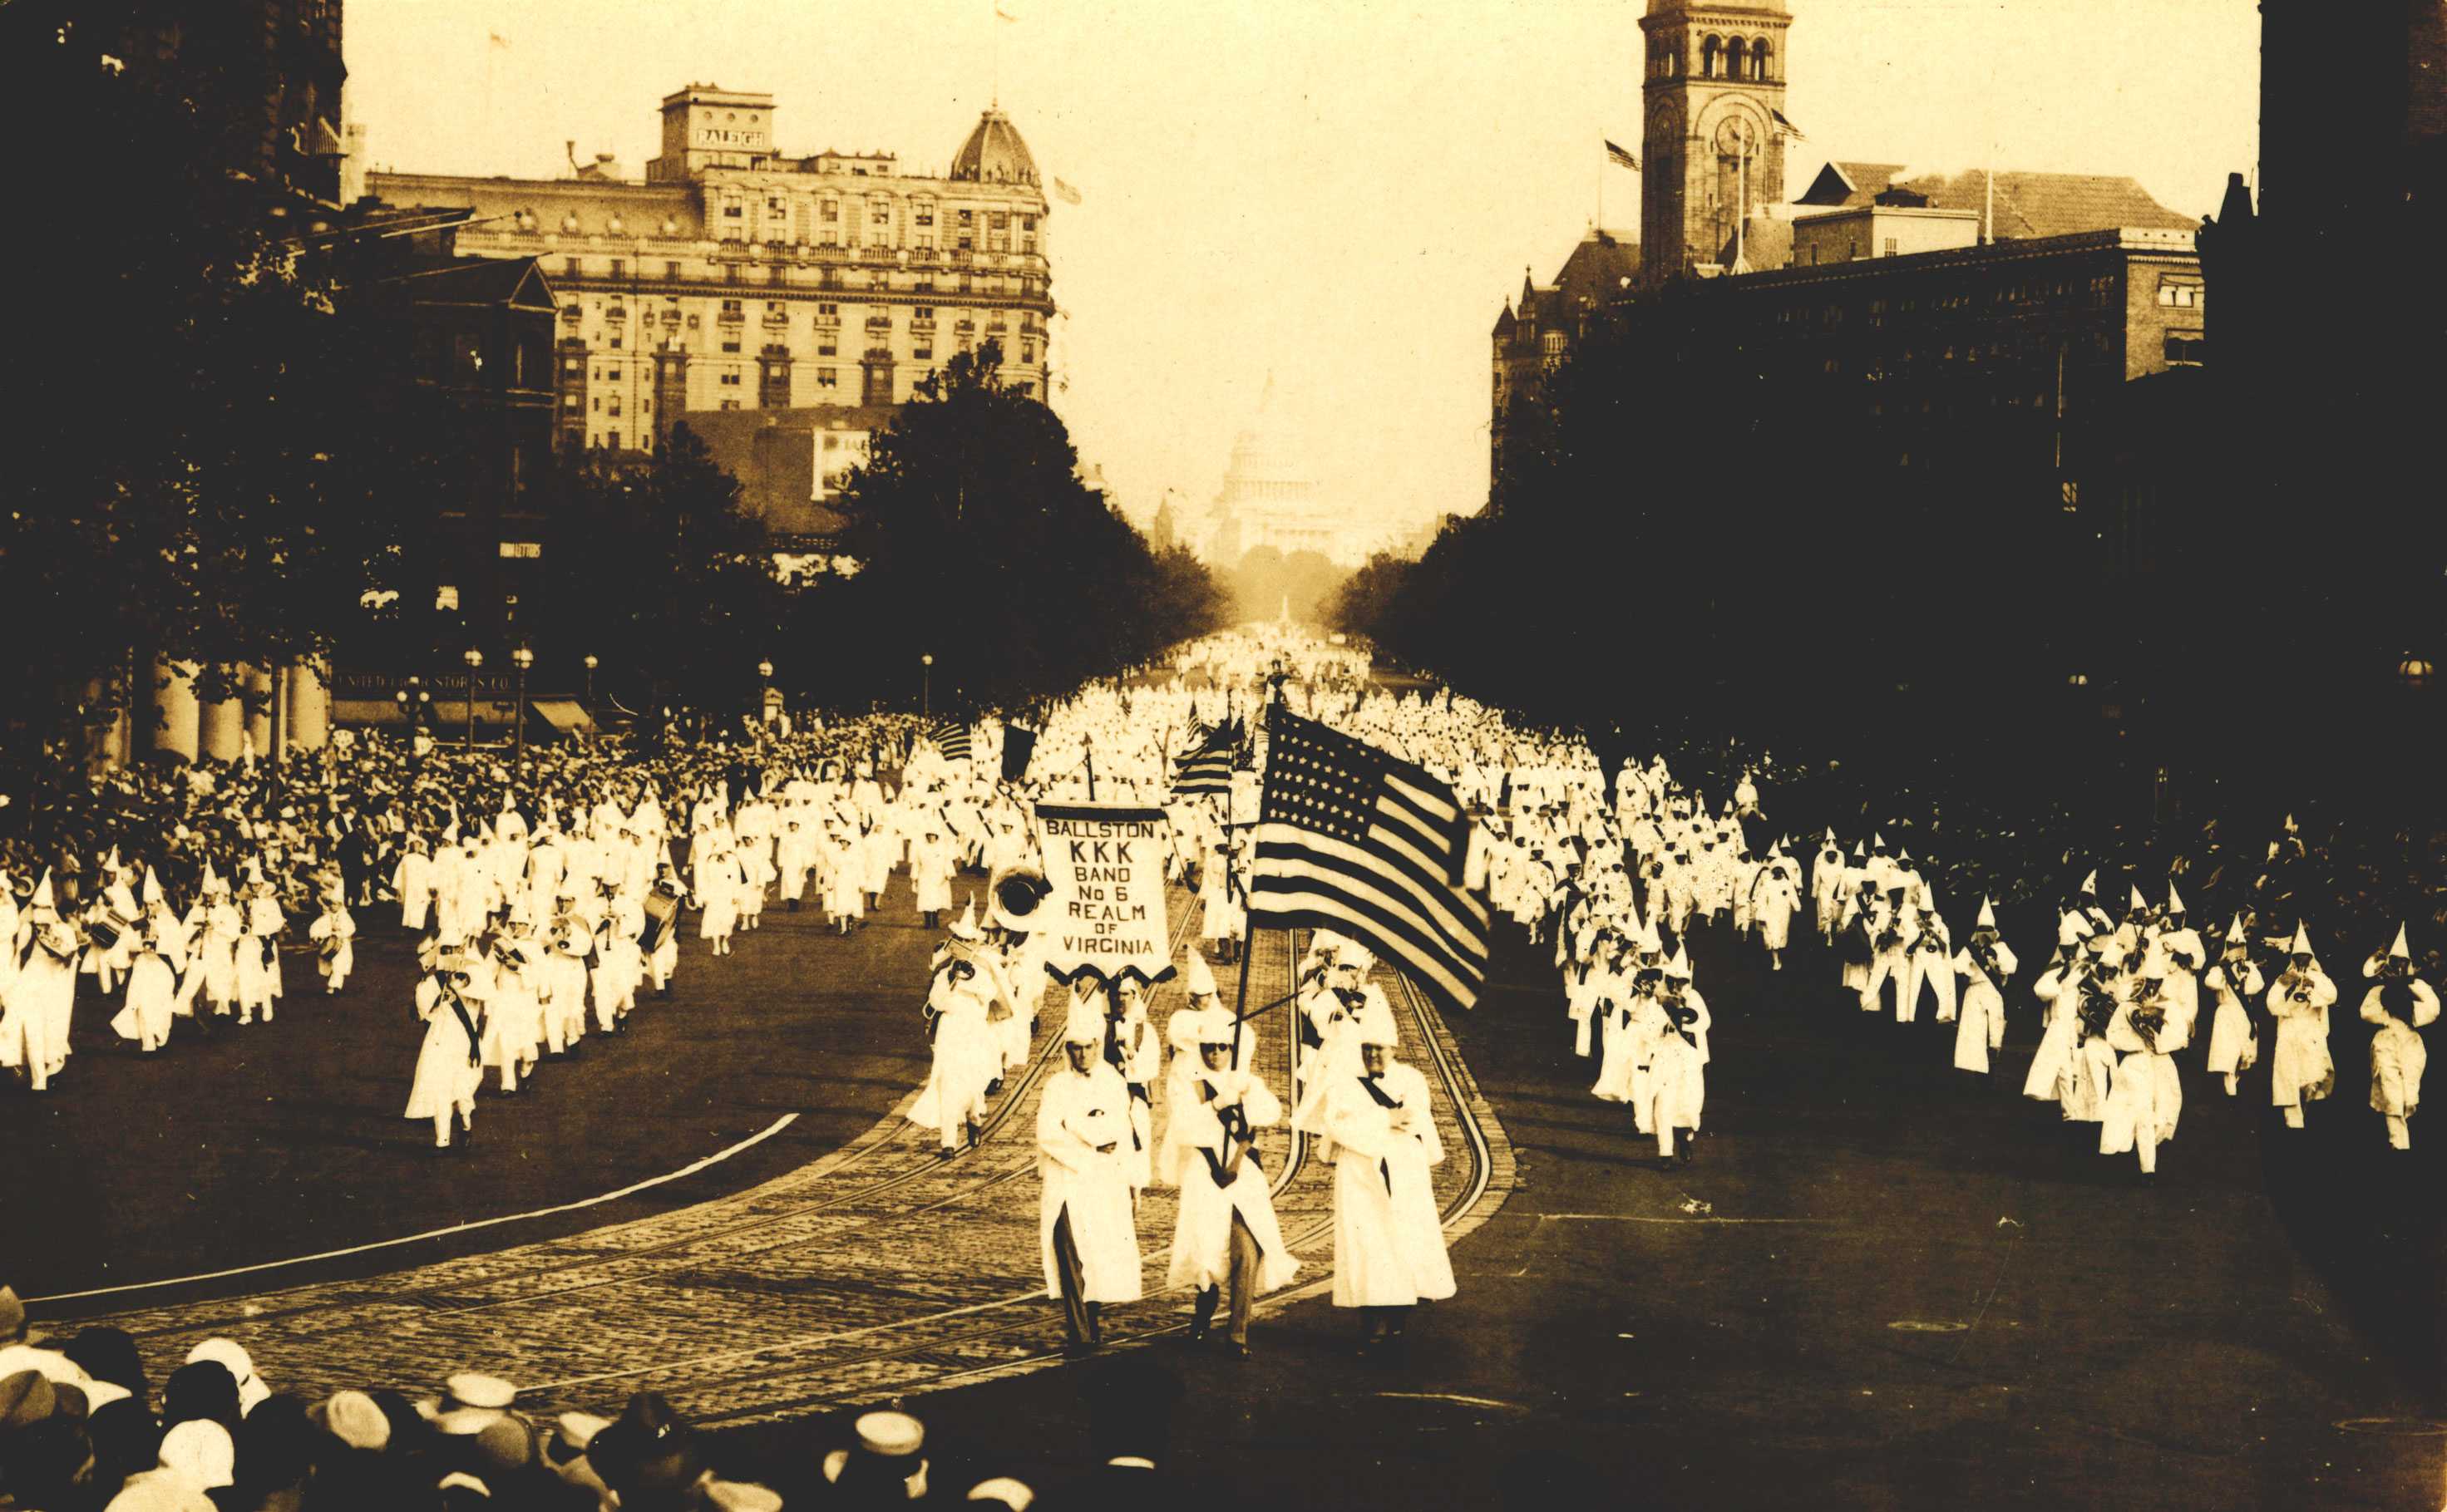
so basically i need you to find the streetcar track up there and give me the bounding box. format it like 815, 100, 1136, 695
109, 889, 1206, 1342
675, 932, 1497, 1425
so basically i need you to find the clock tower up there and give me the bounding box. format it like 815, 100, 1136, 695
1639, 0, 1793, 280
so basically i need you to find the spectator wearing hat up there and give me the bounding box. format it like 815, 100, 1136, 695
819, 1410, 929, 1506
586, 1393, 708, 1512
1046, 1357, 1195, 1510
182, 1342, 268, 1420
1036, 1002, 1142, 1357
4, 1412, 98, 1510
159, 1364, 240, 1439
0, 1288, 91, 1395
106, 1417, 234, 1511
538, 1411, 612, 1505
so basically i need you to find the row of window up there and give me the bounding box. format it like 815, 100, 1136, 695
1647, 32, 1777, 81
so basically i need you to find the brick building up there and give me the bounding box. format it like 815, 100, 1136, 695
369, 85, 1054, 459
1488, 0, 2209, 567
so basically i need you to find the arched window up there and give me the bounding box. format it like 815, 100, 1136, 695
1726, 37, 1747, 80
1751, 39, 1772, 80
1700, 35, 1720, 77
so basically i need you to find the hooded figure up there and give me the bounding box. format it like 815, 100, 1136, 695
1164, 1007, 1299, 1354
1037, 999, 1141, 1354
1321, 1017, 1454, 1357
2265, 923, 2337, 1128
2357, 925, 2439, 1150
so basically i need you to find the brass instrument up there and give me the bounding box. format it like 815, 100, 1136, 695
987, 863, 1053, 932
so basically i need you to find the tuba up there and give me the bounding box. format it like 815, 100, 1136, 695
987, 863, 1053, 933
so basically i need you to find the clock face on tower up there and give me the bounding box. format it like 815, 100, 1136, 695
1714, 116, 1756, 158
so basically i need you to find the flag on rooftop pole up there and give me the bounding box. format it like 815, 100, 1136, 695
1247, 707, 1489, 1013
1052, 177, 1083, 206
1605, 139, 1640, 171
929, 717, 974, 765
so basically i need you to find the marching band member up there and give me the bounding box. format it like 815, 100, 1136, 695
1950, 899, 2016, 1075
2202, 919, 2263, 1096
2358, 925, 2438, 1150
308, 884, 356, 995
406, 950, 486, 1152
2266, 924, 2336, 1130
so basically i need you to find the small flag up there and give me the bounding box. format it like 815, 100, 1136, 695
488, 32, 511, 49
1052, 177, 1083, 206
929, 718, 974, 764
1172, 721, 1236, 799
1247, 707, 1490, 1014
1606, 139, 1640, 171
999, 722, 1038, 784
994, 2, 1018, 20
1771, 110, 1806, 142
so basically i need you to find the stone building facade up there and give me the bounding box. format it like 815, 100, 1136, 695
369, 85, 1054, 457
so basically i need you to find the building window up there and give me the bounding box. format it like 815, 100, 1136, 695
609, 259, 625, 278
821, 199, 839, 222
722, 338, 741, 353
914, 199, 935, 226
607, 398, 621, 416
818, 338, 837, 356
2158, 280, 2203, 308
719, 399, 741, 410
870, 194, 891, 224
562, 357, 582, 375
666, 260, 682, 279
563, 393, 581, 410
817, 368, 838, 387
608, 332, 622, 349
1882, 238, 1898, 258
2163, 331, 2206, 365
914, 342, 933, 359
720, 370, 742, 386
564, 258, 581, 277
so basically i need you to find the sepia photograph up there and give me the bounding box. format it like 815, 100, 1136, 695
1, 0, 2440, 1506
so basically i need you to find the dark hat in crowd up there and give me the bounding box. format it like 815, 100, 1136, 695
589, 1391, 705, 1506
162, 1359, 242, 1431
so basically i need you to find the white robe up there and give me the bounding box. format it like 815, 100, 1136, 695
1165, 1068, 1300, 1295
1035, 1062, 1143, 1303
1323, 1061, 1456, 1308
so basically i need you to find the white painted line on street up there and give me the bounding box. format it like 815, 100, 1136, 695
1537, 1213, 1833, 1225
27, 1115, 801, 1304
1379, 1392, 1528, 1412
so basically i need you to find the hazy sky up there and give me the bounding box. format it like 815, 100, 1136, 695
347, 0, 2258, 539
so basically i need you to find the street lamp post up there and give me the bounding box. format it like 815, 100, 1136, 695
921, 653, 934, 717
462, 648, 483, 751
511, 645, 535, 763
757, 659, 774, 728
582, 654, 599, 709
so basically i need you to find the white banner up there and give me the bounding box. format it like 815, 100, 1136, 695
1032, 802, 1177, 986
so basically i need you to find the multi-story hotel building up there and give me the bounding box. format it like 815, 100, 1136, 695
370, 84, 1054, 458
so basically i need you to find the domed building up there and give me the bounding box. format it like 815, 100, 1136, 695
950, 108, 1039, 188
1195, 375, 1352, 567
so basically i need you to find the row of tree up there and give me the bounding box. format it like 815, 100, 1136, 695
1330, 293, 2435, 823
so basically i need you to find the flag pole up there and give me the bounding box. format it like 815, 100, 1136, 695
1226, 700, 1271, 1071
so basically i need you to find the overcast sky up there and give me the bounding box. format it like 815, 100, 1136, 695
348, 0, 2258, 539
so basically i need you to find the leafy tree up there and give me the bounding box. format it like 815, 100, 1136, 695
821, 343, 1226, 711
531, 425, 787, 717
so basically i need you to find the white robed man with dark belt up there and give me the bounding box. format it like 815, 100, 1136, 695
1038, 998, 1142, 1356
1322, 1017, 1455, 1361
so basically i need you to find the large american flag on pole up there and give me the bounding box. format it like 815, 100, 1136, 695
1248, 707, 1488, 1012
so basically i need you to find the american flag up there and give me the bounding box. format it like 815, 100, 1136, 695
1248, 707, 1488, 1012
1172, 720, 1234, 799
928, 718, 973, 764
